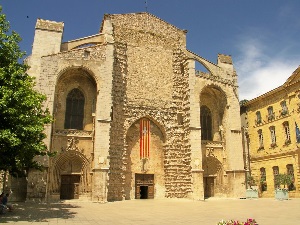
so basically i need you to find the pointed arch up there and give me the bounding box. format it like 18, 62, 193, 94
128, 116, 167, 143
200, 84, 228, 142
54, 150, 90, 173
53, 66, 97, 131
124, 116, 166, 199
56, 66, 98, 89
49, 150, 91, 196
200, 84, 228, 101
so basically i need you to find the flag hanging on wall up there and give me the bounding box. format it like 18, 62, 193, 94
295, 122, 300, 143
140, 118, 150, 159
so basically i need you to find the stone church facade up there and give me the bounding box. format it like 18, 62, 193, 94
16, 12, 245, 201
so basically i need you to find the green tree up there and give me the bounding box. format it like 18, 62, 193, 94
274, 173, 293, 189
239, 99, 249, 106
0, 7, 52, 176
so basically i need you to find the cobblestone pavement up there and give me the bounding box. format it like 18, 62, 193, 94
0, 198, 299, 225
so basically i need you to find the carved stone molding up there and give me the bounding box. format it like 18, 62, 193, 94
61, 137, 84, 153
54, 129, 92, 137
206, 147, 216, 157
202, 141, 223, 149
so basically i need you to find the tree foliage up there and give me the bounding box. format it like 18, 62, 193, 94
0, 7, 52, 176
239, 99, 249, 106
246, 175, 256, 188
274, 173, 294, 189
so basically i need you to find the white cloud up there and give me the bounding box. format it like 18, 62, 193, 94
238, 63, 297, 100
234, 36, 300, 100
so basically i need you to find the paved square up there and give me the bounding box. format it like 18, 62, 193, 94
0, 198, 299, 224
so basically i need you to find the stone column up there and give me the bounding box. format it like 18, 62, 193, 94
191, 168, 204, 200
92, 40, 114, 201
224, 90, 246, 197
188, 59, 204, 200
92, 167, 109, 202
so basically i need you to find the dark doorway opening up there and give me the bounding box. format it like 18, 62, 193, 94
140, 186, 148, 199
204, 177, 214, 198
135, 174, 154, 199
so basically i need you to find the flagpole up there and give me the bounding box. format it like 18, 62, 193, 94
145, 0, 148, 12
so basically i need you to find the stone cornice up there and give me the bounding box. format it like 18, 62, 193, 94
225, 170, 246, 173
36, 19, 64, 32
250, 148, 300, 161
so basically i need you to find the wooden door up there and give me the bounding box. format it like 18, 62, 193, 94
204, 177, 214, 198
135, 174, 154, 199
135, 185, 141, 199
148, 185, 154, 199
60, 175, 80, 199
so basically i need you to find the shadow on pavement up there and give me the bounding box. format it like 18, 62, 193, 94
0, 202, 80, 223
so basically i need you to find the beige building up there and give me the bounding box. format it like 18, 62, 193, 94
244, 66, 300, 198
7, 12, 246, 201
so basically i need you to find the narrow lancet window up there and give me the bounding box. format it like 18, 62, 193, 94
201, 106, 212, 140
64, 88, 85, 130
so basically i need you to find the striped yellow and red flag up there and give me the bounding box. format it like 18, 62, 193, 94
140, 118, 150, 159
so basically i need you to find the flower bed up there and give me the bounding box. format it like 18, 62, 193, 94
217, 218, 258, 225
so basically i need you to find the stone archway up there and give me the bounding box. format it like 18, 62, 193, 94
203, 155, 223, 198
125, 117, 165, 200
48, 147, 91, 200
200, 85, 227, 142
53, 67, 97, 131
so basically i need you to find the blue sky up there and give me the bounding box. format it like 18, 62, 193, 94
1, 0, 300, 100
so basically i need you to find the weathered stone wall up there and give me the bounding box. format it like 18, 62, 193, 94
26, 169, 48, 201
91, 41, 114, 201
106, 13, 186, 48
107, 42, 128, 201
0, 172, 27, 202
106, 13, 192, 200
126, 46, 174, 108
27, 19, 64, 83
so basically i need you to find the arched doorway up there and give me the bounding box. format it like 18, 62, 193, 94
203, 155, 223, 198
125, 117, 166, 200
49, 147, 91, 200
